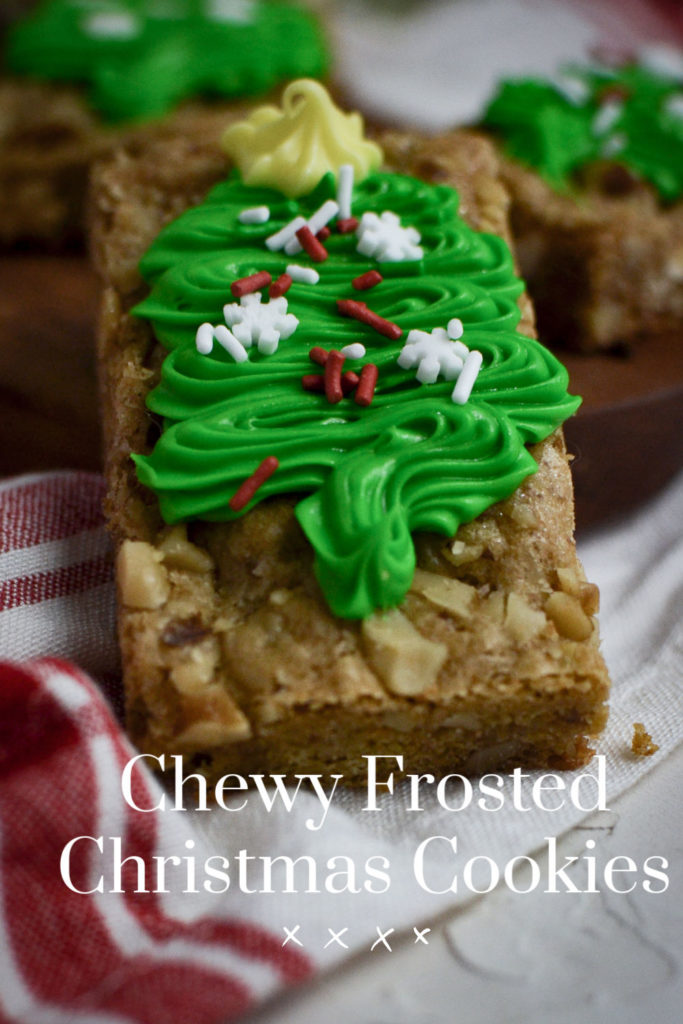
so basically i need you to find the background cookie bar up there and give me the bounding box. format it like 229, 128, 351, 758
91, 84, 610, 785
0, 0, 329, 245
480, 53, 683, 352
0, 80, 254, 245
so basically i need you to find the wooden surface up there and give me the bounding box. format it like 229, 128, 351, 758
0, 254, 101, 475
1, 254, 682, 532
562, 336, 683, 530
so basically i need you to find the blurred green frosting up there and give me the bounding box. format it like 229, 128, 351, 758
5, 0, 329, 122
482, 60, 683, 202
133, 168, 579, 619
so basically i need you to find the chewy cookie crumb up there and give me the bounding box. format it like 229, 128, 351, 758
631, 722, 659, 757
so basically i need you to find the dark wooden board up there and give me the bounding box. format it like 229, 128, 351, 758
563, 335, 683, 530
0, 254, 100, 475
1, 255, 682, 532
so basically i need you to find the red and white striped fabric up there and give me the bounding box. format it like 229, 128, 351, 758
0, 474, 313, 1022
0, 472, 117, 684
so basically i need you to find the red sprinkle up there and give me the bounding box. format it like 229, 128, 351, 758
296, 225, 328, 263
355, 363, 379, 407
228, 456, 279, 511
303, 369, 359, 399
316, 226, 331, 242
301, 373, 324, 393
268, 272, 292, 299
309, 346, 329, 366
336, 216, 359, 235
336, 298, 402, 341
352, 270, 383, 291
324, 349, 345, 404
598, 83, 631, 104
231, 270, 272, 298
341, 370, 360, 395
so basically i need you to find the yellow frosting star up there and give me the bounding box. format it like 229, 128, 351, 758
221, 79, 383, 198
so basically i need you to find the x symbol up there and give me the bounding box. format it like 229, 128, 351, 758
324, 927, 349, 949
413, 927, 431, 945
371, 926, 395, 951
282, 924, 303, 947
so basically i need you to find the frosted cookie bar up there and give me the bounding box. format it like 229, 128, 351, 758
480, 52, 683, 352
0, 0, 329, 244
91, 82, 610, 785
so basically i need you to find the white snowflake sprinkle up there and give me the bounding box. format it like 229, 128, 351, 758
398, 327, 468, 384
222, 293, 298, 355
398, 324, 482, 402
356, 211, 423, 263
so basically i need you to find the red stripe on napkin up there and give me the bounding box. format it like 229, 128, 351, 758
0, 473, 105, 554
0, 659, 313, 1024
0, 554, 113, 612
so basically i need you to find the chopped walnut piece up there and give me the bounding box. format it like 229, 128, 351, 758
545, 591, 594, 641
631, 722, 659, 757
117, 540, 169, 609
667, 244, 683, 282
175, 686, 252, 747
410, 568, 476, 617
443, 538, 485, 566
174, 718, 249, 748
556, 567, 600, 615
157, 524, 214, 573
484, 589, 505, 624
579, 582, 600, 616
475, 518, 507, 559
170, 638, 220, 694
505, 592, 547, 643
507, 495, 538, 528
556, 566, 582, 597
362, 609, 447, 696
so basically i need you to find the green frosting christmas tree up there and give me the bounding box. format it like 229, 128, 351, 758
133, 83, 580, 618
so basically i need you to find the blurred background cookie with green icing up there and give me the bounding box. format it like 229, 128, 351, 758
5, 0, 329, 121
0, 0, 330, 244
478, 53, 683, 353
